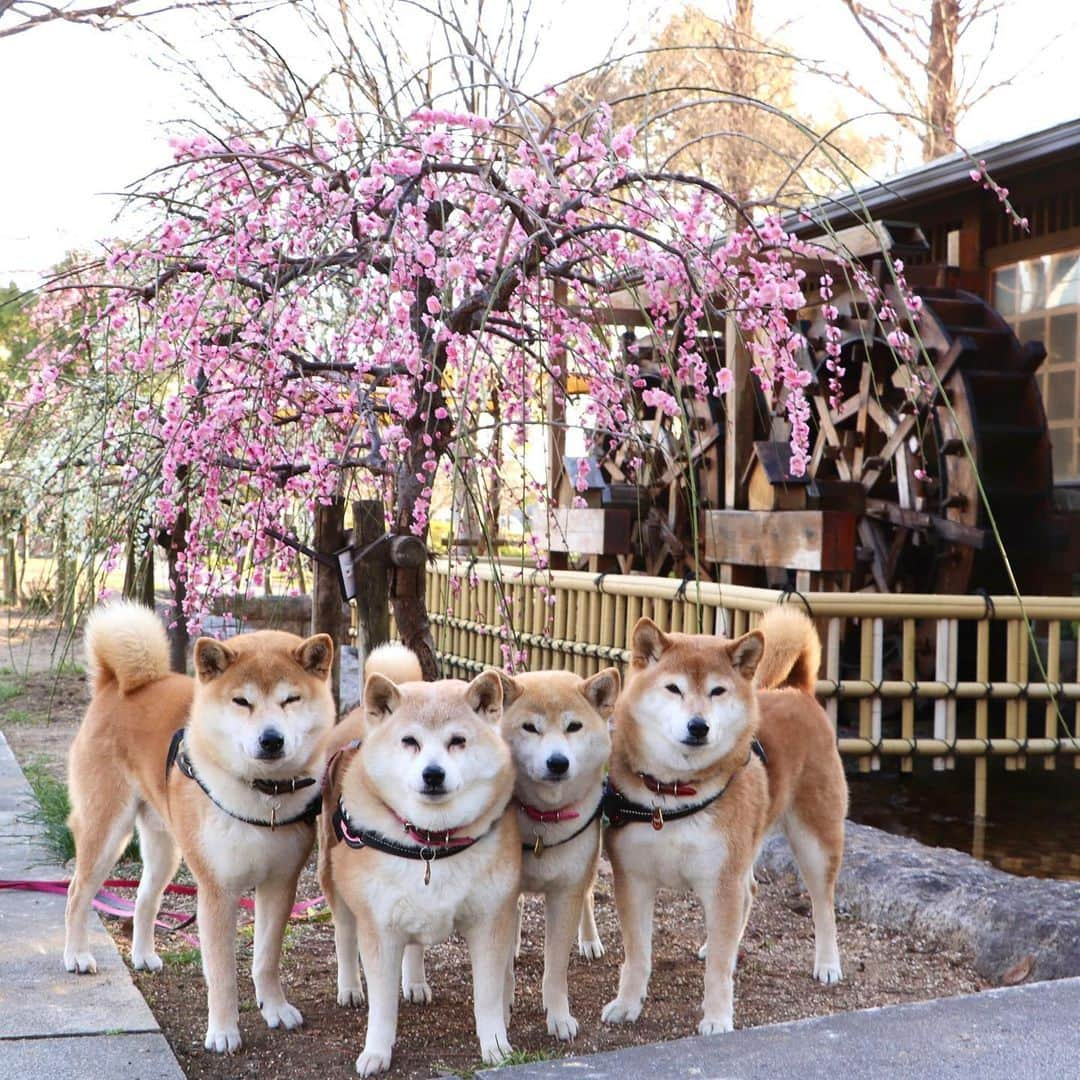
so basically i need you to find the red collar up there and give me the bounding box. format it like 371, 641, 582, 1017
394, 814, 475, 848
637, 772, 698, 797
516, 798, 581, 824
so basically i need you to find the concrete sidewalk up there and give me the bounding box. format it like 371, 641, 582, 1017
0, 732, 183, 1079
488, 976, 1080, 1079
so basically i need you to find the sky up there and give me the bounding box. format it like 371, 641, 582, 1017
1, 0, 1077, 287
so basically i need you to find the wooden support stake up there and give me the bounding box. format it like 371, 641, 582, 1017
1045, 620, 1061, 772
974, 619, 990, 819
859, 618, 874, 774
352, 500, 389, 692
313, 498, 346, 707
1005, 620, 1019, 772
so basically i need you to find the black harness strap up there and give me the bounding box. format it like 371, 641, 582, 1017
166, 728, 322, 829
522, 798, 604, 858
603, 739, 767, 831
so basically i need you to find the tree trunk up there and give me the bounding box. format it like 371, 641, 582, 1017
165, 508, 190, 673
353, 499, 389, 678
2, 535, 16, 605
312, 498, 347, 707
924, 0, 959, 160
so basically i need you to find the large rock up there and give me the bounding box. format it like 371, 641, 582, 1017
758, 821, 1080, 982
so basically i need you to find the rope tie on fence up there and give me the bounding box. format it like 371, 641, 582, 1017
594, 573, 607, 594
976, 588, 996, 620
778, 585, 813, 617
673, 571, 695, 601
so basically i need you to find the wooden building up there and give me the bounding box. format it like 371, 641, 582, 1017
796, 118, 1080, 500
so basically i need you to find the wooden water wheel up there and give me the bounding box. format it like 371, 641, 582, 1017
800, 281, 1053, 594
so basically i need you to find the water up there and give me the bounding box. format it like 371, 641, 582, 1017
846, 759, 1080, 881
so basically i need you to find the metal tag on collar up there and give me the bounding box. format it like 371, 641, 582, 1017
651, 806, 664, 830
533, 834, 545, 858
270, 801, 280, 830
420, 846, 435, 886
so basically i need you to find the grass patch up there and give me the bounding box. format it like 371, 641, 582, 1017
55, 661, 86, 676
3, 708, 31, 724
0, 680, 24, 704
21, 757, 139, 865
443, 1049, 558, 1076
159, 944, 202, 968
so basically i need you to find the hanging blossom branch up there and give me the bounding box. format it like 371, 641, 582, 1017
10, 104, 877, 664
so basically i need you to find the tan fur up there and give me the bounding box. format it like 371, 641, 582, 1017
601, 613, 847, 1035
85, 601, 171, 694
498, 667, 619, 1041
754, 605, 822, 695
363, 642, 423, 685
64, 606, 335, 1054
318, 667, 520, 1075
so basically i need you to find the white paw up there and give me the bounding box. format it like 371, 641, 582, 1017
697, 941, 708, 960
64, 950, 98, 974
547, 1012, 579, 1041
601, 997, 642, 1024
260, 999, 303, 1030
204, 1025, 242, 1053
355, 1049, 392, 1076
814, 961, 843, 985
402, 980, 432, 1004
698, 1015, 733, 1036
578, 937, 605, 960
338, 985, 365, 1007
131, 950, 163, 973
480, 1032, 513, 1065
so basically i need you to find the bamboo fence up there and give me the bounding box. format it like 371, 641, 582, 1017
421, 558, 1080, 820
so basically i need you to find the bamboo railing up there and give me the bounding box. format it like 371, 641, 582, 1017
422, 559, 1080, 820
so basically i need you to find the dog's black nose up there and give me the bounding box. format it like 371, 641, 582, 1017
422, 764, 446, 789
546, 752, 570, 776
258, 728, 285, 756
687, 716, 709, 740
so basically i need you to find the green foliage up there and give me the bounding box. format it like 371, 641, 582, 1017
0, 680, 23, 704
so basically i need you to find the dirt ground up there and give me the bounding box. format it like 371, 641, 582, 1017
0, 609, 983, 1078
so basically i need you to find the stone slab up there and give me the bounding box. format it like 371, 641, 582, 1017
487, 977, 1080, 1079
758, 821, 1080, 982
0, 1032, 185, 1079
0, 732, 163, 1041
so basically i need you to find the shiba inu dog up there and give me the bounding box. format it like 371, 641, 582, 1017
319, 652, 520, 1076
497, 667, 620, 1041
64, 602, 335, 1053
601, 606, 847, 1035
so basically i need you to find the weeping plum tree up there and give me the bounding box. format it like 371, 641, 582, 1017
10, 100, 913, 676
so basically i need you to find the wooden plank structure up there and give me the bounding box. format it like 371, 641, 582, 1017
419, 558, 1080, 822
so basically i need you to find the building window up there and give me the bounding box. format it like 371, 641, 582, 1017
994, 250, 1080, 483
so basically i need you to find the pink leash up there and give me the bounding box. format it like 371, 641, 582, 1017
0, 879, 327, 949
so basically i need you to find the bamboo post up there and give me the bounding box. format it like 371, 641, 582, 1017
947, 617, 959, 770
1005, 620, 1019, 772
901, 618, 915, 773
1017, 619, 1029, 770
574, 588, 588, 676
825, 618, 841, 730
1045, 620, 1061, 772
858, 618, 874, 774
933, 618, 949, 773
871, 617, 883, 772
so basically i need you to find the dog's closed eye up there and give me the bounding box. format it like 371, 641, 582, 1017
448, 735, 467, 749
401, 735, 420, 750
566, 721, 582, 733
523, 722, 540, 734
281, 694, 301, 707
665, 683, 682, 696
710, 686, 727, 697
232, 696, 252, 709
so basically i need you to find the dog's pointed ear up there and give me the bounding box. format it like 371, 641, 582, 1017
465, 670, 503, 722
194, 638, 237, 682
487, 667, 524, 709
631, 618, 670, 667
728, 630, 764, 681
295, 634, 334, 680
363, 673, 401, 723
581, 667, 621, 717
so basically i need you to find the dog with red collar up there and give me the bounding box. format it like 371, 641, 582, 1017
496, 667, 620, 1042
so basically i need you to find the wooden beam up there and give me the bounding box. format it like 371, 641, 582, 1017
724, 314, 754, 509
702, 510, 857, 571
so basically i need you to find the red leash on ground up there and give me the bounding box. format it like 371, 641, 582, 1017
0, 879, 327, 949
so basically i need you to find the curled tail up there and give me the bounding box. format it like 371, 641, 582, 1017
755, 606, 821, 695
364, 642, 423, 684
85, 602, 171, 695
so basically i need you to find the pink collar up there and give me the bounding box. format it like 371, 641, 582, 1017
394, 814, 475, 848
516, 798, 581, 824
